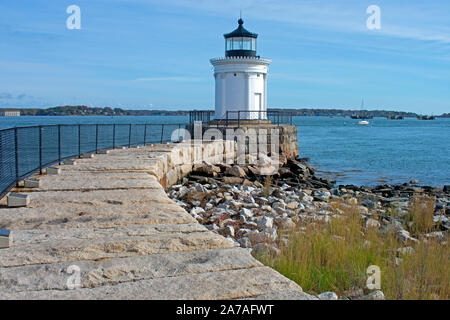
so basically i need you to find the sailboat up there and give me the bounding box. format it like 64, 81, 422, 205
358, 99, 369, 125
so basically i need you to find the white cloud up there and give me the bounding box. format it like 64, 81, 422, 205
131, 0, 450, 44
133, 76, 205, 82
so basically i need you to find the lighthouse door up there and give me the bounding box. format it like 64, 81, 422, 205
254, 93, 262, 119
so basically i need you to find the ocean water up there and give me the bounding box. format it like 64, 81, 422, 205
1, 115, 449, 187
295, 116, 450, 187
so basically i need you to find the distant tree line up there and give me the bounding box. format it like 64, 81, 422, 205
0, 105, 447, 118
0, 106, 189, 116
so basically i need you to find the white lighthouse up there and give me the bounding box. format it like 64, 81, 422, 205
210, 19, 271, 121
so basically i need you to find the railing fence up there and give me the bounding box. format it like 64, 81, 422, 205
189, 110, 293, 126
0, 123, 186, 199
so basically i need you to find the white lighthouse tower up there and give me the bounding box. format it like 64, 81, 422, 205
210, 19, 271, 121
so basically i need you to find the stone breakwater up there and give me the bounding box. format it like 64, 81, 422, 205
0, 141, 320, 300
168, 156, 449, 300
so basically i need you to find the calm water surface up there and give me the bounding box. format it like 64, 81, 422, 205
1, 115, 449, 187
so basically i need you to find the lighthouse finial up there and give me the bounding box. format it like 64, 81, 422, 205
239, 9, 244, 25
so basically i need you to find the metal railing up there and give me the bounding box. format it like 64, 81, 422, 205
189, 110, 294, 126
225, 110, 293, 126
189, 110, 215, 124
0, 123, 186, 199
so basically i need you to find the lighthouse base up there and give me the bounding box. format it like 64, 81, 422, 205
187, 123, 299, 162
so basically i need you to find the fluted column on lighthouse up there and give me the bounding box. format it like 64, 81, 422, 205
263, 73, 268, 120
220, 73, 227, 119
244, 72, 251, 120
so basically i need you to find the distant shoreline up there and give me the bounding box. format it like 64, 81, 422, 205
0, 106, 448, 118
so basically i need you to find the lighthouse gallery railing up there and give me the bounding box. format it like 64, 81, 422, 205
189, 110, 293, 126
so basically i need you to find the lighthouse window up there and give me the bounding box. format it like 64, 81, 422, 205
226, 39, 233, 51
226, 37, 255, 51
242, 38, 251, 50
231, 37, 242, 50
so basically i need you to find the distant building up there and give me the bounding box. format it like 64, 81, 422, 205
0, 110, 20, 117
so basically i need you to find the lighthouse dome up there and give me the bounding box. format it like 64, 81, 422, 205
224, 19, 258, 57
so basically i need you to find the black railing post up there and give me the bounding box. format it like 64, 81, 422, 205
226, 111, 229, 127
14, 128, 19, 185
128, 124, 132, 148
58, 125, 62, 164
95, 124, 99, 153
238, 111, 240, 127
78, 124, 81, 158
112, 124, 116, 149
39, 126, 42, 174
160, 124, 165, 143
143, 124, 147, 146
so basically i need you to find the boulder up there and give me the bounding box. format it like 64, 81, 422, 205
397, 229, 418, 243
240, 208, 254, 219
190, 207, 205, 217
194, 183, 207, 193
242, 179, 254, 188
223, 177, 244, 184
263, 228, 278, 241
318, 292, 338, 300
259, 166, 278, 176
192, 163, 221, 176
272, 202, 286, 211
217, 163, 232, 172
286, 202, 299, 210
225, 165, 246, 178
362, 199, 377, 209
238, 237, 252, 248
359, 290, 385, 300
278, 168, 296, 179
313, 190, 331, 202
247, 166, 261, 176
277, 218, 296, 229
365, 218, 381, 229
257, 154, 273, 167
257, 217, 274, 230
218, 226, 235, 238
252, 243, 280, 256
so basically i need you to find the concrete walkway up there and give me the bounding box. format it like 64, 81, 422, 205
0, 142, 313, 300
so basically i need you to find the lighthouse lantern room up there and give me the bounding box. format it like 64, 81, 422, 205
210, 19, 271, 121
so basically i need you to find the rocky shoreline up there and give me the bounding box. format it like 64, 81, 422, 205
168, 155, 449, 300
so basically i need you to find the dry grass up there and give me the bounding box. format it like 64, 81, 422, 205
256, 199, 449, 300
261, 175, 272, 198
405, 195, 436, 235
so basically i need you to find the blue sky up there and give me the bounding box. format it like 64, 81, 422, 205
0, 0, 449, 114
